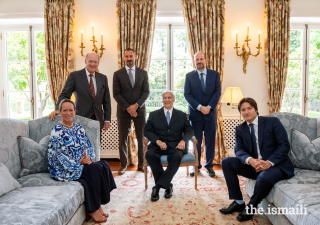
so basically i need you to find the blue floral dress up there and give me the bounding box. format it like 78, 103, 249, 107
48, 123, 95, 181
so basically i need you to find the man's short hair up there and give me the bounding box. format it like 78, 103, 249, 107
162, 90, 175, 99
124, 48, 136, 56
59, 99, 76, 111
238, 97, 259, 116
85, 52, 100, 62
193, 51, 205, 60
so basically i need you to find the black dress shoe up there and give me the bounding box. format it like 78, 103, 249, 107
219, 200, 246, 214
236, 207, 254, 221
164, 184, 173, 199
206, 168, 216, 177
190, 168, 200, 177
151, 186, 160, 202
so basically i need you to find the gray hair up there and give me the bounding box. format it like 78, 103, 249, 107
162, 90, 175, 99
85, 52, 100, 62
193, 51, 205, 60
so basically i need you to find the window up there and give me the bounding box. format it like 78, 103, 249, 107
1, 27, 53, 120
146, 25, 193, 113
281, 25, 320, 117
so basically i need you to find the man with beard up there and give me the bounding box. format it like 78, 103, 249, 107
184, 51, 221, 178
113, 48, 150, 175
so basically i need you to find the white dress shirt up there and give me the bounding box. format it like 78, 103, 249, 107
85, 68, 97, 95
196, 68, 211, 111
125, 65, 136, 83
245, 116, 274, 166
163, 107, 173, 119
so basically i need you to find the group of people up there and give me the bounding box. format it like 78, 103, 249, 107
47, 48, 294, 222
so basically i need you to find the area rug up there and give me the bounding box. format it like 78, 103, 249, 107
83, 171, 271, 225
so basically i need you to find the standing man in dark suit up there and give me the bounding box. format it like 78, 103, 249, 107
184, 51, 221, 178
113, 48, 150, 175
145, 91, 193, 202
219, 98, 294, 221
49, 52, 111, 132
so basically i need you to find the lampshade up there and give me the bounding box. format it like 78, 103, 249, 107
221, 87, 244, 104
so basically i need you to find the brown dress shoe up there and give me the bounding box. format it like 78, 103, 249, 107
137, 165, 149, 173
118, 166, 127, 175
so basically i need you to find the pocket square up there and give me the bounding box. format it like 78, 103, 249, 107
101, 84, 105, 89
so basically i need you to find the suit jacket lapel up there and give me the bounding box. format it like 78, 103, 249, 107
192, 70, 204, 94
94, 73, 102, 101
242, 123, 253, 154
158, 107, 168, 127
124, 67, 134, 89
204, 69, 213, 92
80, 68, 94, 99
258, 116, 264, 150
168, 108, 178, 128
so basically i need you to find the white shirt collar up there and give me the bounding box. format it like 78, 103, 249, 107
125, 65, 136, 71
197, 68, 207, 76
246, 115, 259, 126
85, 68, 95, 77
163, 107, 173, 115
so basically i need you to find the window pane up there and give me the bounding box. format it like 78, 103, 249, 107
281, 90, 302, 114
286, 60, 302, 89
6, 31, 29, 61
36, 31, 45, 61
309, 60, 320, 89
145, 91, 163, 114
36, 62, 48, 91
308, 90, 320, 118
310, 30, 320, 59
8, 92, 31, 120
174, 29, 189, 59
149, 61, 167, 89
289, 30, 302, 59
7, 62, 30, 91
174, 91, 188, 113
174, 60, 193, 90
151, 29, 167, 60
37, 92, 54, 118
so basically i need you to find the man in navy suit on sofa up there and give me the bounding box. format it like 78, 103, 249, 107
184, 52, 221, 178
219, 97, 294, 221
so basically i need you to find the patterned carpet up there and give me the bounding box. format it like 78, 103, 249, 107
83, 170, 271, 225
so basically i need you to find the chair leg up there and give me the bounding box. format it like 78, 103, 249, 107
144, 168, 148, 190
194, 166, 198, 190
186, 166, 189, 176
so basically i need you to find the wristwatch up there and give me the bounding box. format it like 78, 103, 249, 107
207, 105, 211, 109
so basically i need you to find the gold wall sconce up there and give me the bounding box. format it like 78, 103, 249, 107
79, 23, 106, 58
234, 23, 262, 74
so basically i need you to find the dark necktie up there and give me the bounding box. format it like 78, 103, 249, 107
249, 123, 259, 159
128, 69, 135, 88
200, 73, 205, 91
89, 74, 95, 99
166, 111, 170, 125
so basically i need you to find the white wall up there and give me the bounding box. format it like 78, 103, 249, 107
0, 0, 43, 18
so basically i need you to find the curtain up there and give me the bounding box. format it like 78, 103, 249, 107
264, 0, 291, 113
182, 0, 228, 164
116, 0, 157, 165
44, 0, 76, 105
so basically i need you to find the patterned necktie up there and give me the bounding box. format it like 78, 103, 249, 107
128, 69, 135, 88
200, 73, 205, 91
166, 111, 170, 125
249, 123, 259, 159
89, 74, 95, 99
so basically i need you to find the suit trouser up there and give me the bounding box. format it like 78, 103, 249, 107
191, 118, 217, 169
118, 116, 145, 168
221, 157, 286, 207
145, 148, 183, 189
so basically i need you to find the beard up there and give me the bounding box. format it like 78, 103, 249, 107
196, 63, 204, 70
126, 60, 134, 67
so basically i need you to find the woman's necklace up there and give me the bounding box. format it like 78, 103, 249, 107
61, 122, 73, 128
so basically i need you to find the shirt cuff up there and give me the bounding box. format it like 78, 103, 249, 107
245, 157, 252, 165
104, 121, 110, 123
197, 104, 202, 111
135, 103, 139, 107
267, 160, 274, 166
207, 105, 211, 109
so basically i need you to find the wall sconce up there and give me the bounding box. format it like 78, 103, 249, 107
79, 23, 106, 58
234, 23, 262, 74
221, 87, 244, 124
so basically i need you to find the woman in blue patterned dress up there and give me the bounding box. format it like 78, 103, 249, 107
48, 99, 116, 223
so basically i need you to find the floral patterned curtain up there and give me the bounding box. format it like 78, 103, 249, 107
116, 0, 157, 165
264, 0, 291, 113
182, 0, 228, 164
44, 0, 76, 105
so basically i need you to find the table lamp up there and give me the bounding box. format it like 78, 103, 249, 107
221, 87, 244, 124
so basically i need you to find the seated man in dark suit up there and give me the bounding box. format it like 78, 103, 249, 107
220, 97, 294, 221
144, 91, 193, 202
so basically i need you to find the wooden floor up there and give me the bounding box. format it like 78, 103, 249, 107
104, 158, 222, 172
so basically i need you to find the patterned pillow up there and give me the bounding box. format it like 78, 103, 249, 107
0, 162, 21, 197
290, 129, 320, 171
17, 135, 50, 177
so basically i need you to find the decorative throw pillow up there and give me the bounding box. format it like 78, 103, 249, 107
0, 162, 21, 197
290, 129, 320, 171
17, 134, 50, 178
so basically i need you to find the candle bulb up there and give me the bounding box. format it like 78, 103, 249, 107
81, 30, 83, 43
92, 23, 94, 36
247, 23, 249, 36
258, 31, 260, 44
236, 31, 238, 44
101, 32, 103, 45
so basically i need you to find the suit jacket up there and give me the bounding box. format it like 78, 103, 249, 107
144, 107, 194, 152
113, 66, 150, 118
184, 68, 221, 121
55, 68, 111, 128
235, 116, 294, 178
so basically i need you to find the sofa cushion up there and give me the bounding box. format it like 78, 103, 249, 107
0, 163, 21, 197
0, 184, 84, 225
290, 129, 320, 171
160, 151, 196, 164
17, 135, 50, 178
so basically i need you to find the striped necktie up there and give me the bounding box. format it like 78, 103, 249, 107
89, 74, 95, 99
